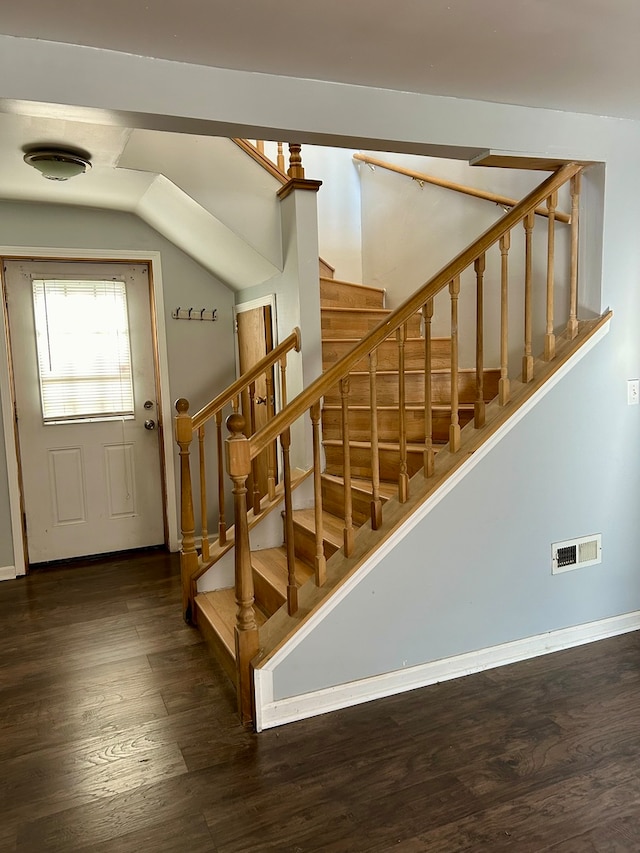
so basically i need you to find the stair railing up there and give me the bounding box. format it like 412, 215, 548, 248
353, 152, 572, 223
175, 327, 301, 624
226, 162, 585, 723
232, 139, 307, 183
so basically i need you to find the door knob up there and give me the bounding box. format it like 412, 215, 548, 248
144, 419, 156, 430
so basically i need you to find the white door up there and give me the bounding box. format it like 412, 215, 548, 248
5, 260, 165, 564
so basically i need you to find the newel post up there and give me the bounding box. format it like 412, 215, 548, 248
225, 412, 259, 726
175, 398, 199, 624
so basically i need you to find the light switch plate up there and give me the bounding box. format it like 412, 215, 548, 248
628, 379, 640, 405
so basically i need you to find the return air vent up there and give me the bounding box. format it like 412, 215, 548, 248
552, 534, 602, 574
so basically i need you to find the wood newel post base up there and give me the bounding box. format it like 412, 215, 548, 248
175, 398, 198, 624
225, 412, 258, 726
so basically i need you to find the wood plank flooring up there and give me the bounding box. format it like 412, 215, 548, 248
2, 548, 640, 851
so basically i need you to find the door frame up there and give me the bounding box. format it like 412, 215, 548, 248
0, 247, 179, 577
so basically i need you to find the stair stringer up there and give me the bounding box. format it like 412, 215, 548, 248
253, 316, 612, 730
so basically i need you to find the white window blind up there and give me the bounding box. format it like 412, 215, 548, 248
32, 279, 135, 423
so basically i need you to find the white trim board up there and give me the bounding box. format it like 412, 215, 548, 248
255, 317, 611, 689
255, 608, 640, 731
0, 566, 17, 582
0, 247, 179, 575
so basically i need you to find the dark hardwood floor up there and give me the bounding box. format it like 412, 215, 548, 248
2, 549, 640, 851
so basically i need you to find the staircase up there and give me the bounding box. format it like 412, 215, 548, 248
193, 270, 490, 682
175, 160, 611, 728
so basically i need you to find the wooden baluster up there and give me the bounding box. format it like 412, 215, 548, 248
567, 173, 581, 340
248, 380, 261, 515
276, 142, 285, 173
281, 426, 298, 614
279, 355, 288, 406
340, 376, 355, 556
198, 426, 209, 563
287, 143, 305, 179
310, 402, 327, 586
265, 366, 277, 501
215, 410, 227, 546
225, 412, 259, 726
369, 349, 383, 529
522, 212, 535, 382
255, 140, 265, 155
397, 324, 409, 503
499, 233, 511, 405
449, 277, 461, 453
175, 399, 199, 624
544, 190, 558, 360
422, 299, 435, 477
475, 254, 486, 427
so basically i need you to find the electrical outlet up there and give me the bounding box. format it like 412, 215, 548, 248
628, 379, 640, 406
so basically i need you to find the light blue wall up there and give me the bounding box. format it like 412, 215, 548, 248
273, 331, 640, 698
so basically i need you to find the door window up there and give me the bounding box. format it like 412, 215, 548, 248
32, 279, 134, 424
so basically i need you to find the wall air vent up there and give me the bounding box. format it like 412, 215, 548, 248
552, 534, 602, 574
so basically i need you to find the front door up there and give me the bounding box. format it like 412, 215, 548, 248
5, 260, 165, 564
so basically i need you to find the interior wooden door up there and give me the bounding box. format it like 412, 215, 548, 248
235, 302, 275, 502
5, 260, 165, 564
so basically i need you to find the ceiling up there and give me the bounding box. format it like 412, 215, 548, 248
0, 0, 637, 276
2, 0, 639, 120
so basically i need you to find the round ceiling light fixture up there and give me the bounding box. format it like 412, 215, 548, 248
23, 147, 92, 181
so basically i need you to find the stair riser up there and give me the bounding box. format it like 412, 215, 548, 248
293, 520, 340, 568
321, 311, 422, 339
252, 569, 285, 618
194, 599, 237, 688
322, 407, 474, 443
322, 338, 451, 371
321, 477, 390, 527
324, 370, 499, 406
324, 445, 424, 481
320, 278, 385, 309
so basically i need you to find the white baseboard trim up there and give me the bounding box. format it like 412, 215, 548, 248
0, 565, 17, 581
254, 609, 640, 731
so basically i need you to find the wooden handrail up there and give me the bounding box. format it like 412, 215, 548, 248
353, 153, 571, 224
192, 328, 301, 431
249, 163, 582, 460
232, 138, 288, 184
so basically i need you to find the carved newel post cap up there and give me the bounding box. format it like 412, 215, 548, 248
175, 397, 190, 414
226, 412, 246, 436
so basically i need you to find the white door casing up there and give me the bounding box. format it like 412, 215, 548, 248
5, 259, 167, 563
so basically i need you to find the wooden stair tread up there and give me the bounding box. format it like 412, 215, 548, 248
320, 276, 385, 296
196, 588, 267, 670
322, 438, 435, 452
321, 306, 391, 316
292, 507, 347, 545
322, 335, 449, 342
252, 547, 313, 591
341, 367, 498, 377
322, 472, 397, 500
321, 403, 475, 412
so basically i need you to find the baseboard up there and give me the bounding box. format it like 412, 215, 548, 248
254, 609, 640, 731
0, 565, 17, 581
